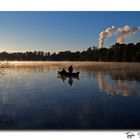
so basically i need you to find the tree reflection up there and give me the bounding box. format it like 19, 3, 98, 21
98, 72, 137, 96
110, 70, 140, 82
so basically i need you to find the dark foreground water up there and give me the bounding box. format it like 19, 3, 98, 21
0, 62, 140, 129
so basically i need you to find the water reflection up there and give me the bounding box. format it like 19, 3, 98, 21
0, 115, 13, 129
110, 70, 140, 82
57, 75, 79, 86
0, 63, 140, 129
98, 72, 137, 96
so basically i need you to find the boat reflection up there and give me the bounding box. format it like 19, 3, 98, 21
57, 75, 79, 86
98, 72, 137, 96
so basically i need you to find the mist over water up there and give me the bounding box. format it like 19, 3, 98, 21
0, 62, 140, 129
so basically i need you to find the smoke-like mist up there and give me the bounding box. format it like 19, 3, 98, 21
116, 25, 140, 44
99, 25, 140, 48
98, 26, 116, 49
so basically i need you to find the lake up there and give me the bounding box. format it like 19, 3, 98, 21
0, 61, 140, 130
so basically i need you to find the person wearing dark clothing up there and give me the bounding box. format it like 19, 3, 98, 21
68, 65, 73, 73
62, 68, 66, 74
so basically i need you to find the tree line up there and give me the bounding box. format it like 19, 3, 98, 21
0, 42, 140, 62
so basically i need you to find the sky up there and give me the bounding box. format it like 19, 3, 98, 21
0, 11, 140, 52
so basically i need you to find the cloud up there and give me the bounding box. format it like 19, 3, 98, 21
98, 25, 140, 48
98, 26, 116, 49
116, 25, 140, 44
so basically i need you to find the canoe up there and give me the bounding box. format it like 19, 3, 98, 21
58, 71, 80, 77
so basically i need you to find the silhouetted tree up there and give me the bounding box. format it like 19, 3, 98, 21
0, 42, 139, 62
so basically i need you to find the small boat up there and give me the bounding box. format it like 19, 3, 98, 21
58, 71, 80, 77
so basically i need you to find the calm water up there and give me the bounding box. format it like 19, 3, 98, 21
0, 62, 140, 129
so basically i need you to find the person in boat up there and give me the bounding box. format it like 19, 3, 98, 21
62, 68, 66, 74
68, 65, 73, 74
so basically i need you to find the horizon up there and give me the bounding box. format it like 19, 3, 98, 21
0, 41, 139, 54
0, 11, 140, 52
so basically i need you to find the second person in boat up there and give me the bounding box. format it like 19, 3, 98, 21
68, 65, 73, 74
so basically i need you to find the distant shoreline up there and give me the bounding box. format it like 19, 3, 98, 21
0, 42, 140, 62
0, 61, 139, 72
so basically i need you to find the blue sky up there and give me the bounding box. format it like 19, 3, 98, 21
0, 11, 140, 52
